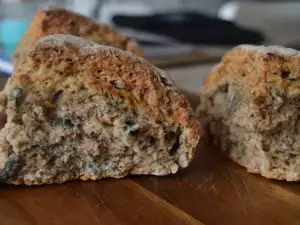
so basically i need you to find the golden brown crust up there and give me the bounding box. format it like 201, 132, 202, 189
14, 7, 142, 68
204, 45, 300, 104
12, 34, 200, 159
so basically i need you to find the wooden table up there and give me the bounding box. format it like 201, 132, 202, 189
1, 94, 300, 225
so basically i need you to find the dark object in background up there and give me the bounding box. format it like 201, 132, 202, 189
0, 52, 13, 77
288, 45, 300, 51
113, 12, 264, 45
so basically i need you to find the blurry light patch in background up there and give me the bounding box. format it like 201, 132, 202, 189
0, 51, 13, 76
0, 19, 30, 56
218, 2, 240, 22
0, 0, 70, 56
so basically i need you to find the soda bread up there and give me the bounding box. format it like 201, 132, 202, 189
14, 7, 142, 69
0, 34, 200, 185
197, 45, 300, 181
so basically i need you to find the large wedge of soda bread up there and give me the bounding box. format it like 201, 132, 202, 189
0, 34, 199, 185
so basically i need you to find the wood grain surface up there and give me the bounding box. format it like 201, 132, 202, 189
1, 92, 300, 225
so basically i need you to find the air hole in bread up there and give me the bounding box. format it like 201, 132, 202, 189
281, 70, 290, 79
0, 112, 7, 129
150, 137, 155, 145
219, 84, 229, 93
169, 132, 180, 156
160, 76, 172, 87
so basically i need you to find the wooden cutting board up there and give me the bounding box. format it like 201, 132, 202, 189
1, 92, 300, 225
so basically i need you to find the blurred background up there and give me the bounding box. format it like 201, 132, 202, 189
1, 0, 300, 93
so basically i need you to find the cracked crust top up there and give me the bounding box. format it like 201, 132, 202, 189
10, 34, 200, 157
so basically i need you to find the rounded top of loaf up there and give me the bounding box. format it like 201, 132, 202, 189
239, 44, 300, 58
36, 34, 175, 87
203, 44, 300, 104
40, 34, 105, 53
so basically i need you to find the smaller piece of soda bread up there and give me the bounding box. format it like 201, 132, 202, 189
197, 45, 300, 181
